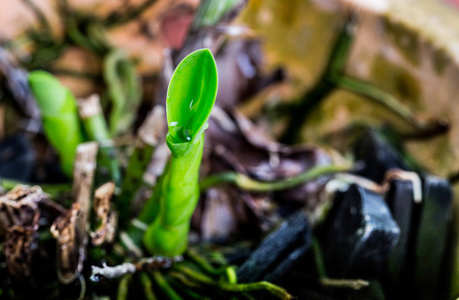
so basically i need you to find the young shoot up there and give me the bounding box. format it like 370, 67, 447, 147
28, 71, 85, 176
143, 48, 218, 256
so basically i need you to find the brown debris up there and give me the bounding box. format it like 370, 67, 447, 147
77, 94, 103, 119
0, 185, 43, 237
231, 109, 283, 152
200, 188, 240, 240
3, 184, 43, 201
93, 182, 115, 221
0, 186, 42, 280
207, 108, 332, 198
51, 142, 98, 284
51, 203, 83, 284
0, 185, 69, 281
137, 105, 167, 148
214, 39, 284, 109
4, 225, 39, 281
197, 108, 334, 240
91, 182, 116, 246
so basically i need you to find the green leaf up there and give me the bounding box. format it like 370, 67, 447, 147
143, 49, 218, 256
28, 71, 75, 115
28, 71, 85, 176
166, 48, 218, 146
192, 0, 242, 30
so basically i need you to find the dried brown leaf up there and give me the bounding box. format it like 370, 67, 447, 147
50, 203, 83, 284
91, 182, 116, 246
4, 225, 39, 281
50, 142, 98, 284
0, 185, 43, 237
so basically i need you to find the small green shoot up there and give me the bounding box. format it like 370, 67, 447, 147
28, 71, 85, 176
143, 48, 218, 256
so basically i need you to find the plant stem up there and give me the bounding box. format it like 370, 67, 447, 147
104, 0, 159, 28
186, 248, 227, 276
281, 80, 335, 144
125, 162, 169, 249
174, 264, 292, 299
118, 106, 165, 229
333, 75, 421, 128
21, 0, 51, 32
225, 266, 238, 284
169, 271, 202, 288
138, 161, 169, 224
28, 71, 86, 176
281, 10, 432, 144
117, 274, 132, 300
65, 16, 98, 52
281, 13, 356, 144
104, 50, 141, 136
119, 144, 154, 226
199, 164, 351, 192
152, 271, 183, 300
144, 138, 204, 256
191, 0, 243, 30
139, 272, 158, 300
311, 238, 327, 278
77, 94, 121, 187
221, 281, 291, 300
0, 178, 71, 198
119, 231, 144, 258
169, 276, 212, 300
319, 278, 369, 290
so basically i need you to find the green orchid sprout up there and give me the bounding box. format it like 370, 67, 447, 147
143, 48, 218, 256
28, 71, 85, 176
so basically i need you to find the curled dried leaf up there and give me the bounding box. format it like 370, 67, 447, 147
0, 185, 68, 282
91, 182, 116, 246
50, 142, 98, 285
58, 142, 99, 283
50, 203, 84, 284
3, 185, 44, 203
0, 185, 43, 237
137, 105, 167, 147
93, 182, 115, 219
